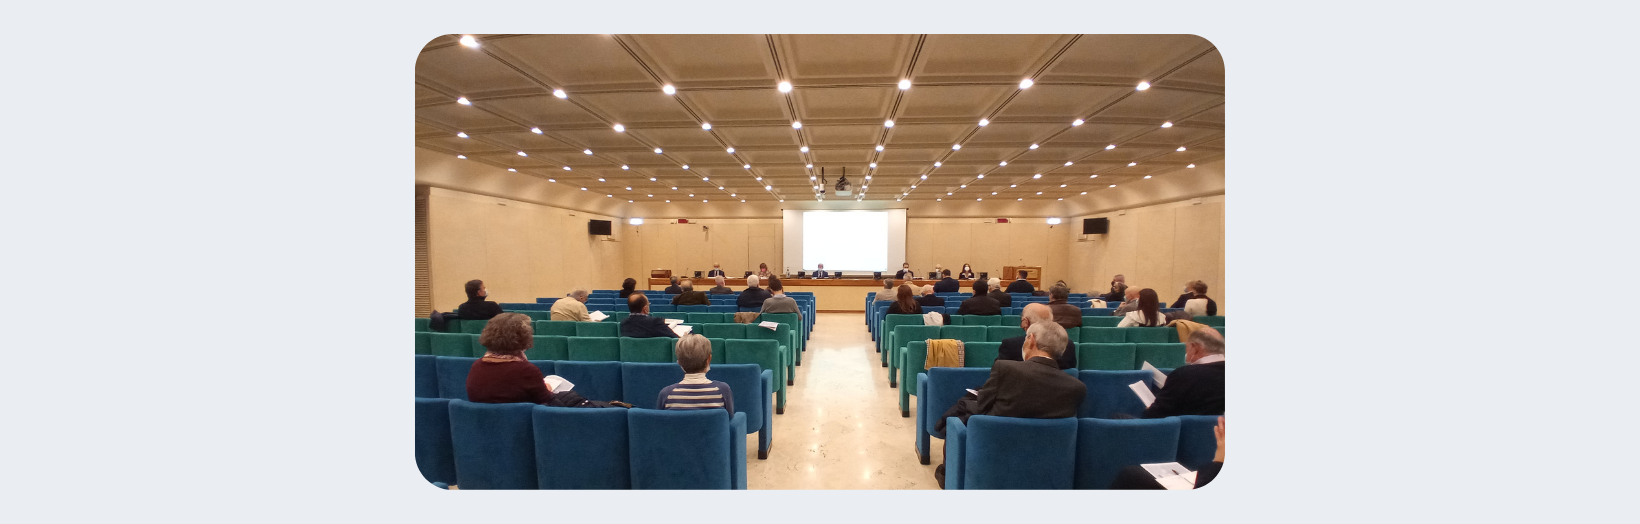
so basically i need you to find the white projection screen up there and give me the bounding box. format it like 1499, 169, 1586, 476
782, 209, 906, 273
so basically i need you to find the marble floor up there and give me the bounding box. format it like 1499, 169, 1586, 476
744, 313, 941, 489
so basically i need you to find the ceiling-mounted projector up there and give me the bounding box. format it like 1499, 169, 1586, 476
827, 167, 852, 196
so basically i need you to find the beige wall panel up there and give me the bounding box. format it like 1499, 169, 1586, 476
748, 236, 777, 275
426, 188, 626, 310
1131, 207, 1177, 292
710, 222, 749, 275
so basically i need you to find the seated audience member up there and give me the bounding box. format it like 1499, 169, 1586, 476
619, 278, 639, 299
656, 334, 735, 414
875, 279, 897, 301
1046, 285, 1083, 329
1170, 281, 1198, 309
760, 278, 801, 318
812, 263, 829, 279
933, 269, 960, 293
958, 263, 976, 280
671, 279, 710, 306
663, 277, 682, 294
1108, 416, 1224, 489
1171, 281, 1219, 317
707, 264, 726, 278
708, 275, 734, 295
895, 263, 916, 280
1141, 327, 1225, 418
1099, 274, 1128, 302
886, 284, 923, 315
737, 275, 772, 309
996, 303, 1076, 369
620, 295, 680, 338
1112, 287, 1142, 316
916, 285, 945, 308
986, 277, 1013, 307
456, 279, 503, 320
958, 281, 1002, 316
756, 263, 773, 279
1005, 270, 1035, 294
549, 288, 592, 321
1117, 289, 1167, 327
934, 321, 1085, 487
465, 313, 629, 407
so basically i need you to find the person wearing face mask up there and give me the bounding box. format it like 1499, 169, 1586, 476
932, 269, 960, 293
456, 279, 503, 320
812, 263, 829, 279
931, 321, 1085, 488
706, 264, 726, 278
957, 263, 975, 280
1139, 327, 1225, 418
895, 263, 917, 280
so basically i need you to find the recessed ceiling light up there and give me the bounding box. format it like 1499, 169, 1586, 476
1177, 146, 1187, 151
875, 145, 884, 152
619, 165, 629, 170
1035, 191, 1042, 195
583, 149, 593, 155
1058, 198, 1063, 201
597, 178, 604, 182
456, 131, 468, 138
744, 164, 751, 169
947, 192, 953, 196
977, 198, 984, 201
718, 186, 724, 190
884, 119, 895, 128
1072, 119, 1084, 126
665, 200, 671, 203
1029, 144, 1039, 150
934, 162, 942, 167
1128, 162, 1137, 167
549, 178, 556, 183
952, 144, 962, 150
866, 175, 873, 180
613, 124, 625, 132
920, 174, 927, 179
937, 198, 942, 201
507, 168, 516, 172
703, 200, 708, 203
563, 166, 571, 171
684, 165, 692, 170
1017, 198, 1023, 201
654, 148, 663, 154
456, 154, 466, 159
898, 79, 911, 90
977, 174, 985, 179
726, 147, 735, 153
978, 118, 989, 127
806, 164, 813, 169
1018, 79, 1034, 89
1008, 184, 1015, 188
1106, 144, 1116, 150
1160, 121, 1173, 128
779, 199, 784, 202
628, 200, 633, 203
729, 193, 735, 197
765, 185, 772, 190
671, 186, 677, 190
1032, 173, 1042, 179
1144, 175, 1153, 179
689, 193, 694, 197
1059, 183, 1067, 188
531, 127, 542, 134
517, 151, 527, 157
778, 81, 792, 93
1109, 184, 1117, 188
1136, 81, 1151, 91
647, 194, 653, 197
459, 35, 479, 48
1090, 174, 1098, 178
869, 162, 877, 168
1187, 164, 1196, 168
649, 177, 656, 181
662, 84, 676, 95
581, 187, 587, 191
1080, 191, 1087, 195
960, 184, 967, 188
701, 123, 712, 130
1064, 161, 1074, 166
456, 97, 471, 105
625, 187, 632, 190
999, 161, 1008, 166
552, 89, 567, 99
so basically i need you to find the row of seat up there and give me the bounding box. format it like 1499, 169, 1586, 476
892, 340, 1188, 415
538, 290, 819, 341
943, 414, 1216, 489
877, 315, 1226, 376
417, 399, 746, 489
417, 356, 775, 460
419, 314, 805, 364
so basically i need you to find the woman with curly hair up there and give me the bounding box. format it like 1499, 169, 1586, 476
465, 313, 629, 408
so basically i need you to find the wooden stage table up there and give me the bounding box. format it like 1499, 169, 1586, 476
648, 277, 999, 313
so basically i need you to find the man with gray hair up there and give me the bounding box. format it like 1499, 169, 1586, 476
737, 274, 772, 309
670, 278, 709, 306
985, 277, 1012, 307
933, 320, 1086, 488
1100, 274, 1129, 302
915, 284, 944, 308
708, 275, 734, 294
1141, 327, 1224, 418
996, 303, 1076, 369
549, 287, 592, 321
656, 334, 734, 414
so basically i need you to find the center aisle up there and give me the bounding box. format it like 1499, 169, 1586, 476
745, 313, 940, 489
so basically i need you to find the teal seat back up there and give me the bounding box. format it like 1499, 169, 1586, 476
703, 323, 747, 339
568, 336, 620, 361
745, 323, 784, 344
1064, 327, 1081, 343
535, 320, 578, 337
895, 325, 942, 348
965, 315, 1002, 326
415, 318, 431, 332
614, 312, 629, 323
654, 312, 690, 322
1000, 315, 1021, 327
987, 326, 1025, 342
1193, 315, 1225, 327
965, 342, 1001, 366
879, 314, 926, 350
1083, 316, 1123, 328
687, 313, 724, 324
1135, 343, 1187, 370
1081, 327, 1124, 343
431, 333, 472, 358
725, 339, 780, 375
940, 325, 987, 343
459, 319, 489, 334
576, 322, 619, 338
469, 334, 487, 358
948, 315, 966, 326
527, 335, 570, 361
1125, 327, 1171, 343
708, 338, 727, 364
1078, 343, 1137, 371
620, 337, 677, 363
759, 313, 799, 327
415, 332, 432, 355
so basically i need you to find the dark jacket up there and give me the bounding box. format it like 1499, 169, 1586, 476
620, 313, 680, 338
1142, 361, 1225, 419
457, 297, 503, 320
958, 270, 976, 280
1170, 294, 1218, 316
664, 285, 682, 294
707, 269, 725, 277
916, 295, 945, 308
1005, 279, 1035, 294
671, 290, 709, 306
957, 295, 1002, 316
1099, 283, 1128, 303
895, 269, 916, 280
987, 290, 1013, 308
812, 270, 829, 278
1047, 302, 1083, 329
619, 288, 638, 299
708, 286, 735, 295
996, 335, 1076, 370
465, 359, 596, 408
887, 301, 923, 315
737, 287, 772, 309
933, 277, 960, 293
973, 357, 1086, 419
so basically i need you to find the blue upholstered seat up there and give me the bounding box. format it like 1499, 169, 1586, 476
915, 367, 994, 464
1175, 415, 1221, 471
944, 415, 1078, 490
414, 397, 458, 486
707, 305, 737, 313
1073, 418, 1180, 489
627, 409, 745, 489
448, 400, 539, 489
434, 356, 477, 400
415, 355, 438, 398
531, 406, 631, 489
1076, 370, 1155, 419
552, 360, 623, 402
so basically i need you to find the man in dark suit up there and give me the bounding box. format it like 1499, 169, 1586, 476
1005, 270, 1035, 294
455, 279, 502, 320
894, 263, 917, 280
1142, 327, 1225, 418
663, 277, 682, 294
985, 277, 1012, 307
737, 275, 773, 309
915, 285, 944, 308
996, 303, 1076, 369
706, 264, 726, 278
670, 279, 709, 306
1099, 274, 1128, 302
934, 321, 1085, 487
933, 269, 960, 293
812, 263, 829, 279
957, 280, 1002, 315
620, 295, 680, 339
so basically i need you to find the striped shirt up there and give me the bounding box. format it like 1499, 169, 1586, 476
656, 373, 735, 414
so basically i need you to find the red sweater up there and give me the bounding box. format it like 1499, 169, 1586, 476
465, 359, 554, 405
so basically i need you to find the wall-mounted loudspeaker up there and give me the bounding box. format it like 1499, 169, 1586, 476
1083, 217, 1109, 235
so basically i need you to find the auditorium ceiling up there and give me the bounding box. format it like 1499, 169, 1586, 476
415, 35, 1223, 205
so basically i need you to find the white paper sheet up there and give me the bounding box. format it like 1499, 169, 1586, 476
965, 388, 978, 396
1129, 380, 1156, 407
588, 311, 608, 322
663, 318, 684, 326
543, 375, 575, 392
1142, 361, 1167, 389
1141, 462, 1197, 490
758, 321, 779, 330
671, 324, 693, 337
